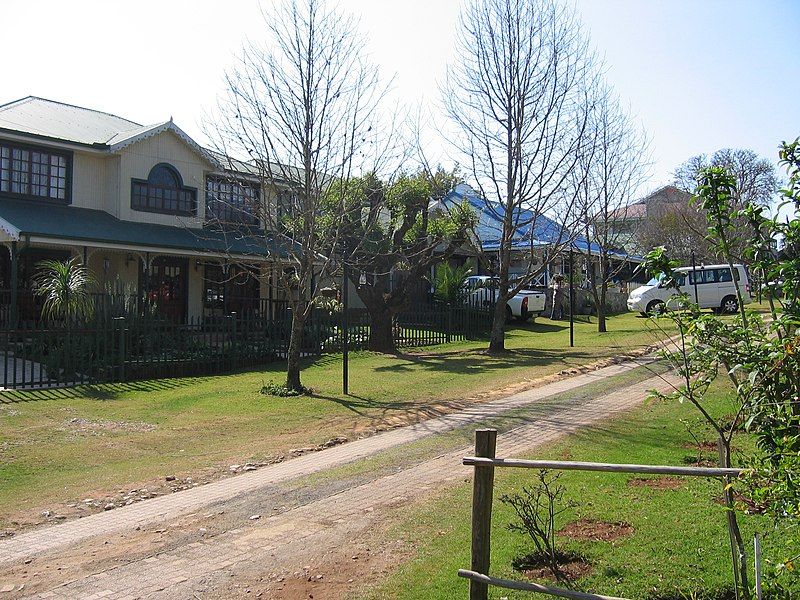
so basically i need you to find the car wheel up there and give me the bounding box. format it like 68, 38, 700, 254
505, 305, 513, 323
646, 300, 665, 316
721, 295, 739, 314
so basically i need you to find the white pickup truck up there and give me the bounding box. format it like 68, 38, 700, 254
464, 275, 546, 321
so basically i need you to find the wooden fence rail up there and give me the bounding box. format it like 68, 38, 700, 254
462, 429, 748, 600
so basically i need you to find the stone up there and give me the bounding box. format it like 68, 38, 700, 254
104, 503, 115, 510
249, 514, 261, 520
165, 475, 176, 481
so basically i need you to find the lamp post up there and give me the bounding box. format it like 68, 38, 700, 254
569, 246, 574, 348
342, 261, 349, 395
691, 250, 699, 305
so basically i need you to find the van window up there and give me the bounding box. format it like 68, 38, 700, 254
717, 268, 733, 283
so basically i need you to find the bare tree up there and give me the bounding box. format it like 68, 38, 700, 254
208, 0, 385, 392
577, 89, 650, 332
672, 148, 780, 262
443, 0, 597, 353
634, 203, 714, 263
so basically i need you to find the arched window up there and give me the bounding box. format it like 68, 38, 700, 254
131, 163, 196, 215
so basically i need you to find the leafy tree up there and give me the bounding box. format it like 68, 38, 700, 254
333, 169, 476, 353
643, 138, 800, 598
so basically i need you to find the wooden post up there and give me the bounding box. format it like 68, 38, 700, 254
470, 429, 497, 600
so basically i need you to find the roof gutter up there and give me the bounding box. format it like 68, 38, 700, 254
0, 128, 110, 154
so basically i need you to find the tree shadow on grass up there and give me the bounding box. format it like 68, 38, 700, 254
0, 375, 215, 404
373, 347, 597, 376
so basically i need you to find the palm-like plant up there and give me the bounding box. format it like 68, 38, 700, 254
32, 258, 95, 323
433, 262, 472, 304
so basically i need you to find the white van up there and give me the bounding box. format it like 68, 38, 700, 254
627, 264, 752, 316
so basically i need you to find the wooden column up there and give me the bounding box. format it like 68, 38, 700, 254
470, 428, 497, 600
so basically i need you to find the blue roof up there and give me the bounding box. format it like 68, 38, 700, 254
444, 184, 642, 262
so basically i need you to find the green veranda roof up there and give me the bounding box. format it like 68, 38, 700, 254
0, 198, 294, 259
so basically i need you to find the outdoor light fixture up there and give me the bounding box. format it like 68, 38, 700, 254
103, 257, 110, 273
359, 273, 367, 285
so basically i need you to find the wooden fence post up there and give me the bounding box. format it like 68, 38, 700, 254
470, 428, 497, 600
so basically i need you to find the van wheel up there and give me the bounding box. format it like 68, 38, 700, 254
721, 295, 739, 314
646, 300, 665, 316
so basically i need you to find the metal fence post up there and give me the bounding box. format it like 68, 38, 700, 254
114, 317, 126, 383
447, 303, 452, 344
470, 428, 497, 600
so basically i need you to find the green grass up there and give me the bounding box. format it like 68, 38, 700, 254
362, 381, 798, 600
0, 312, 665, 529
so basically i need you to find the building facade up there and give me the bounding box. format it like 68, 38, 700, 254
0, 97, 293, 326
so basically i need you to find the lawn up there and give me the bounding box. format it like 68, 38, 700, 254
361, 380, 799, 600
0, 312, 666, 531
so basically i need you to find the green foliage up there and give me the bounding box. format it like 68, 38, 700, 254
260, 382, 307, 397
432, 262, 472, 304
643, 138, 800, 596
32, 257, 95, 323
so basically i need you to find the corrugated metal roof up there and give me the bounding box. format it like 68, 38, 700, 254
444, 184, 643, 262
0, 198, 293, 259
0, 97, 143, 146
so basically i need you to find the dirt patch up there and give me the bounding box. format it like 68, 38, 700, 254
225, 539, 410, 600
514, 551, 592, 582
559, 519, 633, 542
682, 455, 718, 468
627, 476, 684, 490
681, 440, 719, 452
61, 417, 156, 434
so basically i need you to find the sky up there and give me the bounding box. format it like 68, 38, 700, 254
2, 0, 799, 201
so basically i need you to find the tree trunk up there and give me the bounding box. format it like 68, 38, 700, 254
285, 307, 306, 392
597, 283, 607, 333
368, 307, 396, 353
488, 292, 507, 354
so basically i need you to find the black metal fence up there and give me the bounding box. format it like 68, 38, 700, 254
0, 302, 491, 390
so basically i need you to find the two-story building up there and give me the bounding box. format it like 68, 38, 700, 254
0, 96, 295, 325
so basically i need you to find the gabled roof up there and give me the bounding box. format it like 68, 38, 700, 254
0, 96, 141, 146
107, 120, 219, 168
441, 184, 641, 262
0, 96, 218, 167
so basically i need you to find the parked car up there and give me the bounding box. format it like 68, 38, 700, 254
464, 275, 546, 321
626, 264, 752, 316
